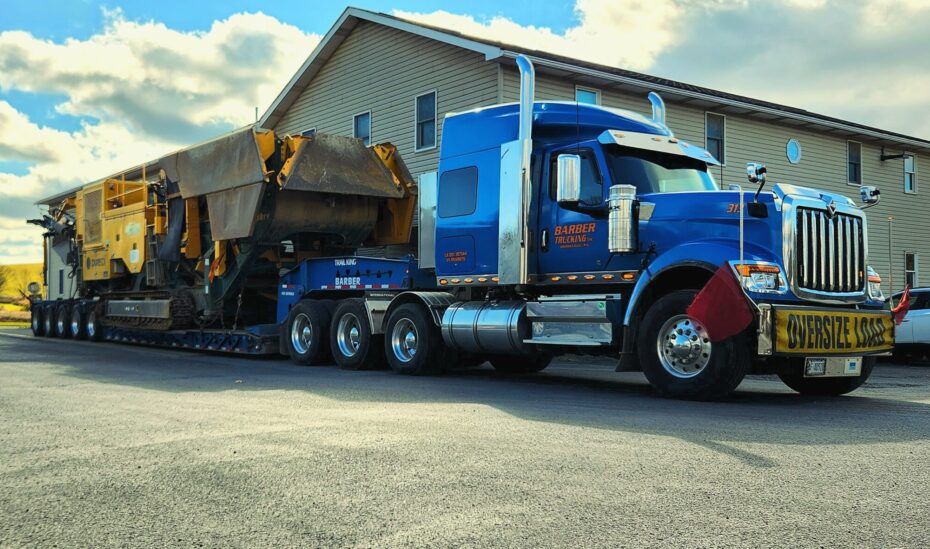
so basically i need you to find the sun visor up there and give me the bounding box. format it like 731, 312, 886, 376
163, 126, 268, 198
278, 134, 405, 198
205, 182, 265, 240
598, 130, 721, 166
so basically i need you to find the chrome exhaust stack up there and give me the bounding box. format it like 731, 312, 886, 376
647, 91, 672, 136
498, 54, 536, 285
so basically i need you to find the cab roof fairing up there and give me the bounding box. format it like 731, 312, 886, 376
439, 101, 673, 161
597, 129, 722, 167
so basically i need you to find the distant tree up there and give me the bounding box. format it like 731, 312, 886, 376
0, 265, 9, 296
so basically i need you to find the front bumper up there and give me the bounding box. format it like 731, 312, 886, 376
757, 304, 894, 357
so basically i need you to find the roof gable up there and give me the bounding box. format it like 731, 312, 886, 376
260, 6, 929, 151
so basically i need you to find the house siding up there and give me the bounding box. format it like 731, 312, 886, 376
275, 24, 927, 290
274, 21, 498, 179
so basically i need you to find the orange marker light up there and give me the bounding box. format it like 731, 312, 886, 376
478, 277, 488, 283
451, 278, 461, 284
464, 278, 474, 283
622, 272, 635, 280
584, 274, 595, 280
736, 264, 780, 277
602, 274, 615, 280
567, 275, 578, 281
551, 276, 561, 282
491, 276, 500, 283
439, 279, 448, 285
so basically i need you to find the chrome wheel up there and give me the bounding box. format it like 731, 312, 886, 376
56, 310, 67, 336
71, 315, 80, 336
336, 313, 362, 358
290, 313, 313, 355
31, 311, 40, 332
86, 311, 97, 338
391, 318, 418, 363
656, 314, 712, 379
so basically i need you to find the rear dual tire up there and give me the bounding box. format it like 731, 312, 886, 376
383, 303, 446, 375
284, 300, 333, 365
330, 299, 385, 371
31, 305, 45, 336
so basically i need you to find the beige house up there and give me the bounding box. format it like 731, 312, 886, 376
261, 7, 929, 293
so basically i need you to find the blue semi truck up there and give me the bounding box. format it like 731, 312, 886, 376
30, 55, 894, 399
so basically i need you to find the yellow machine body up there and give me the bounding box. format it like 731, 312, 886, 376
75, 178, 161, 281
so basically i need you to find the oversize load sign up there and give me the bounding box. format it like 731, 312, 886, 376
774, 309, 894, 354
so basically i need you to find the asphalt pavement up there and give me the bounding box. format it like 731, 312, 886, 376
1, 328, 928, 547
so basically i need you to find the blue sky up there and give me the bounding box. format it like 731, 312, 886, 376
1, 0, 929, 263
0, 1, 578, 40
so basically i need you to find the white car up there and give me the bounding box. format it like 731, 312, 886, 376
891, 288, 930, 362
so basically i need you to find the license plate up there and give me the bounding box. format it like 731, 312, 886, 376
804, 357, 862, 377
774, 308, 893, 355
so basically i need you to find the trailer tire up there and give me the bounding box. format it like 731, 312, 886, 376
330, 299, 385, 371
384, 303, 445, 375
55, 304, 71, 339
43, 305, 56, 337
637, 289, 748, 400
489, 354, 552, 373
777, 357, 875, 396
70, 303, 86, 340
285, 300, 332, 365
31, 305, 45, 336
85, 307, 104, 342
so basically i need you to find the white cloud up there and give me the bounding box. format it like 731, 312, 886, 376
397, 0, 930, 139
0, 10, 319, 263
396, 1, 748, 71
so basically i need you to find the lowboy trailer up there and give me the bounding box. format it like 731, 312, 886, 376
29, 55, 894, 399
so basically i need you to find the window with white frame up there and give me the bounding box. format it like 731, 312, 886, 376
353, 112, 371, 146
705, 113, 726, 165
905, 252, 918, 288
847, 141, 861, 185
575, 86, 600, 105
415, 91, 437, 151
904, 154, 917, 193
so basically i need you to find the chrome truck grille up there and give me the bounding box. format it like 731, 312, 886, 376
795, 207, 865, 294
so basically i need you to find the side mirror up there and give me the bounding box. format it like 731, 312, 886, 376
746, 162, 767, 184
860, 185, 880, 206
556, 154, 581, 205
27, 282, 41, 296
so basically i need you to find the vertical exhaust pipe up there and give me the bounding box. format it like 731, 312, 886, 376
498, 54, 535, 285
517, 55, 535, 143
647, 91, 671, 135
515, 54, 534, 285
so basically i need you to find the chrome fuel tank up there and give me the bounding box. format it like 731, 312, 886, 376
441, 301, 530, 355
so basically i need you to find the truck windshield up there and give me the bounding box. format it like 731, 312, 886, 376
603, 145, 717, 194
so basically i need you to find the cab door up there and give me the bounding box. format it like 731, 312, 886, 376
536, 145, 611, 276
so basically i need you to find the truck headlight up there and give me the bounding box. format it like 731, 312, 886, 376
731, 262, 788, 294
867, 266, 883, 300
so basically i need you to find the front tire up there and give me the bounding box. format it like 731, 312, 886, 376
330, 299, 385, 371
637, 290, 749, 400
284, 300, 333, 365
777, 357, 875, 396
384, 303, 445, 375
